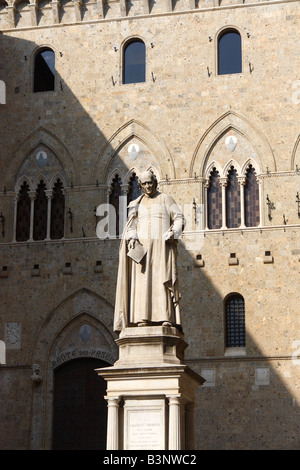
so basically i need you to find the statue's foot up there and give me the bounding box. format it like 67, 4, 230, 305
162, 321, 172, 327
138, 321, 149, 327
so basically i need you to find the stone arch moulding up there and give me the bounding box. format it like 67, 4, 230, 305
204, 160, 223, 179
241, 158, 261, 176
29, 287, 117, 450
223, 159, 242, 177
3, 127, 79, 190
15, 175, 33, 193
107, 167, 126, 187
94, 119, 175, 185
291, 134, 300, 170
190, 111, 276, 178
124, 166, 140, 184
49, 172, 67, 189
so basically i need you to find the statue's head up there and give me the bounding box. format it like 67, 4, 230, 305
138, 171, 158, 187
138, 170, 158, 197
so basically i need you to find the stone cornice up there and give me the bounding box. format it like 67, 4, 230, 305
1, 223, 300, 247
0, 0, 298, 32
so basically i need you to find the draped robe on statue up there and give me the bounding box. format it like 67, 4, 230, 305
113, 191, 183, 333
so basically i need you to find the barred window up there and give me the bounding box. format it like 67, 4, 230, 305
16, 181, 31, 242
225, 294, 246, 348
207, 168, 222, 229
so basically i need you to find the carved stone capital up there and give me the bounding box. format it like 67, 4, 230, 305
28, 191, 37, 201
219, 178, 228, 187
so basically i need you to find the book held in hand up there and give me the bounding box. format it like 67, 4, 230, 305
127, 242, 146, 264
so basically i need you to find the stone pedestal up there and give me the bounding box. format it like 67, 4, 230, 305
96, 326, 204, 450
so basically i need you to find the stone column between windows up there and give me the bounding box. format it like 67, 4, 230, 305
219, 178, 227, 230
238, 176, 246, 228
106, 397, 120, 450
168, 396, 182, 450
28, 191, 37, 242
45, 190, 54, 241
12, 194, 20, 243
120, 184, 129, 236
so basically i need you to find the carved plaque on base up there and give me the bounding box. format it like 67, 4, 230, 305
124, 399, 166, 450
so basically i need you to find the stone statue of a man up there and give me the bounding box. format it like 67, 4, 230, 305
113, 170, 183, 333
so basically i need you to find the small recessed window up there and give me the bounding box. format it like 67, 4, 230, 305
225, 294, 245, 348
123, 39, 146, 85
34, 47, 55, 93
218, 29, 242, 75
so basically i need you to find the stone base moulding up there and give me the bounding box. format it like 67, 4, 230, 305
96, 326, 205, 450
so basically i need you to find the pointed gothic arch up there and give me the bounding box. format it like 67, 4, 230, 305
190, 111, 276, 178
3, 127, 78, 190
291, 134, 300, 170
94, 120, 175, 185
241, 158, 261, 176
223, 159, 242, 177
204, 160, 224, 179
15, 175, 34, 193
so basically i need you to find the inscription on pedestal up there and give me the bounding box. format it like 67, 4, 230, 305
124, 399, 166, 450
129, 410, 161, 449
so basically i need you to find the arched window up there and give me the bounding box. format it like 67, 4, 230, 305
123, 39, 146, 84
226, 166, 241, 228
34, 47, 55, 92
109, 174, 122, 236
207, 168, 222, 229
218, 29, 242, 75
50, 179, 65, 239
16, 181, 31, 242
127, 173, 141, 204
33, 180, 48, 240
244, 165, 260, 227
225, 294, 245, 348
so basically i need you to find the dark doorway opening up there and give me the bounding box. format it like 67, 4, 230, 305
52, 357, 108, 450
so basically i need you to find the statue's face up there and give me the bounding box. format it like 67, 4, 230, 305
140, 179, 156, 197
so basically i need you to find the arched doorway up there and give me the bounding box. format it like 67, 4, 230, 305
52, 358, 108, 450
